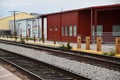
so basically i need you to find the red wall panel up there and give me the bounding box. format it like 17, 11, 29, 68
47, 11, 78, 42
47, 14, 61, 41
98, 9, 120, 32
61, 11, 78, 42
78, 10, 91, 37
47, 7, 120, 43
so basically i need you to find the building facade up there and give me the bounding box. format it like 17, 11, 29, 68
45, 4, 120, 43
0, 12, 34, 35
10, 18, 47, 38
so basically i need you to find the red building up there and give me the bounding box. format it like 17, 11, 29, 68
41, 4, 120, 43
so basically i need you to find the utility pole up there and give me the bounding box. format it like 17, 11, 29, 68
9, 11, 19, 40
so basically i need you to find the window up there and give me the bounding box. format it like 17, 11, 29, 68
50, 26, 53, 31
65, 26, 69, 36
73, 25, 77, 36
62, 26, 64, 36
55, 26, 58, 31
33, 20, 37, 26
112, 25, 120, 36
96, 25, 103, 36
69, 26, 72, 36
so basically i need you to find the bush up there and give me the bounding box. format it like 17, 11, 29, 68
102, 50, 116, 56
66, 42, 72, 49
28, 38, 34, 40
59, 44, 65, 48
59, 42, 72, 50
20, 38, 25, 44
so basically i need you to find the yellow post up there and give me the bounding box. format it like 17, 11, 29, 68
97, 37, 102, 52
115, 37, 120, 54
54, 35, 56, 44
77, 36, 81, 49
86, 37, 90, 50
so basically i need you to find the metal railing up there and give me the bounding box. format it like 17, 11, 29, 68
93, 32, 120, 44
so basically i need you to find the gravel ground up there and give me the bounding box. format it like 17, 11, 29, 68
0, 43, 120, 80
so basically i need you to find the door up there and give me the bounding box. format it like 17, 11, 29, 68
28, 29, 30, 37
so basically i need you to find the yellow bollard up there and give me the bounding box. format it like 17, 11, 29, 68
97, 37, 101, 52
115, 37, 120, 54
54, 35, 56, 44
77, 36, 81, 49
86, 37, 90, 50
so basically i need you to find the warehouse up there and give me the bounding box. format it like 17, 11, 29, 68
0, 12, 34, 35
10, 17, 47, 39
43, 4, 120, 43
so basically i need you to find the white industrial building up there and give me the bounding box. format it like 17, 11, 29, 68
10, 17, 47, 39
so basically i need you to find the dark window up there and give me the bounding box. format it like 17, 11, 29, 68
65, 26, 69, 36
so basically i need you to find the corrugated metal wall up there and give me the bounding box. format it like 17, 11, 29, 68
47, 6, 120, 43
61, 11, 78, 42
98, 9, 120, 32
47, 14, 61, 41
47, 11, 78, 42
78, 10, 91, 36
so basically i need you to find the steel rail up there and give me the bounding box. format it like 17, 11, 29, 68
0, 39, 120, 71
0, 57, 44, 80
0, 48, 90, 80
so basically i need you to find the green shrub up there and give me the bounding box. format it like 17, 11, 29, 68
11, 36, 18, 39
102, 50, 116, 56
28, 38, 34, 40
20, 38, 25, 44
59, 42, 72, 50
59, 44, 65, 48
109, 51, 116, 56
66, 42, 72, 49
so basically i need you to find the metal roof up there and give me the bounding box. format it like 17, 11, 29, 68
40, 4, 120, 17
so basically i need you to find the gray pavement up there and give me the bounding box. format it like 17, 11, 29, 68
42, 40, 115, 52
0, 65, 22, 80
0, 37, 115, 52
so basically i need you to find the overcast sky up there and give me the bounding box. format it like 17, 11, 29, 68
0, 0, 120, 17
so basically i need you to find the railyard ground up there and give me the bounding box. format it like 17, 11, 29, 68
0, 65, 22, 80
0, 37, 120, 57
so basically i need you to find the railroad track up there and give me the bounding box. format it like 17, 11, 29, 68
0, 49, 89, 80
0, 39, 120, 72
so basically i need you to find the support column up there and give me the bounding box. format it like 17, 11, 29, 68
20, 34, 22, 40
34, 35, 36, 42
38, 18, 40, 41
91, 8, 94, 43
41, 17, 44, 43
94, 10, 98, 42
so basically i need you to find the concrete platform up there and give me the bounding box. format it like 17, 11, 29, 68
1, 37, 120, 57
0, 65, 22, 80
